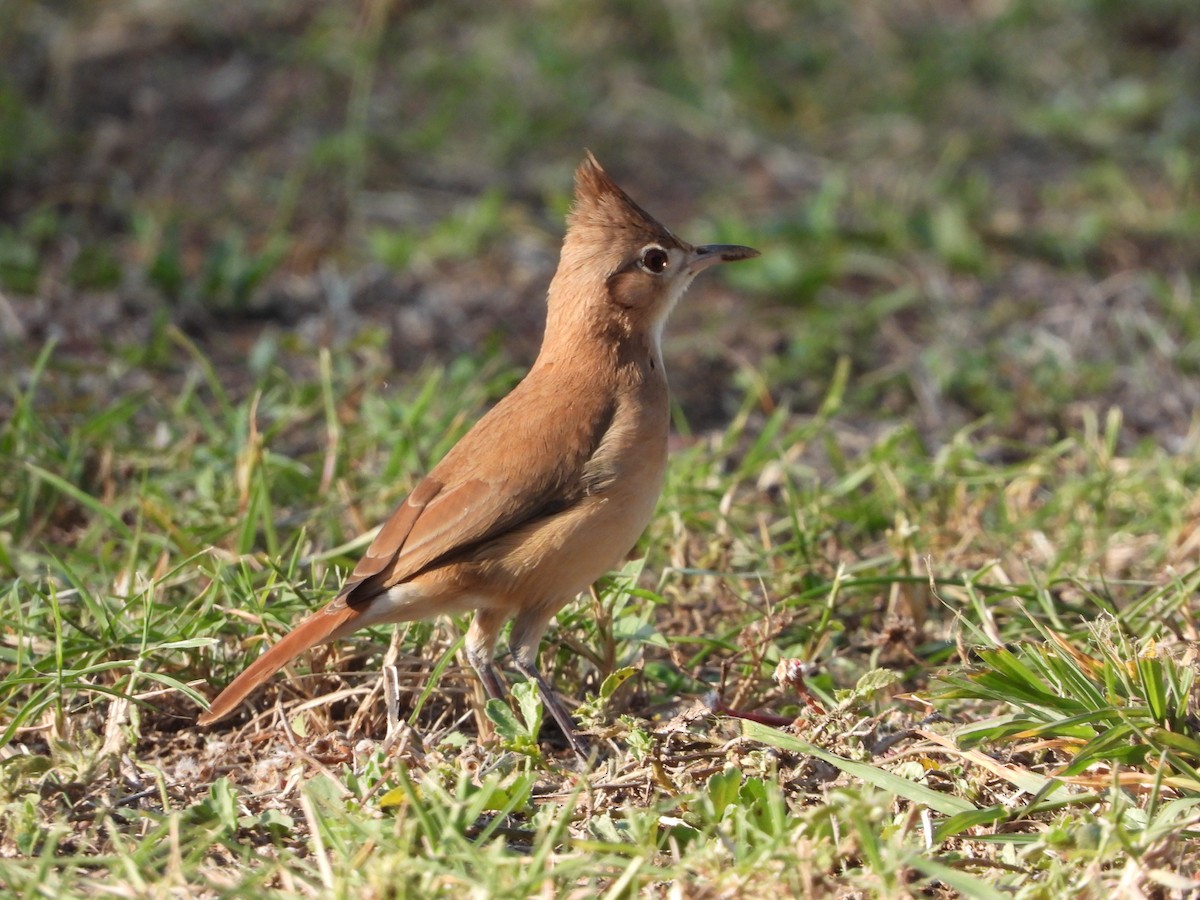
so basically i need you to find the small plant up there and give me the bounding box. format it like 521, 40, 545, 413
935, 612, 1200, 784
485, 680, 545, 760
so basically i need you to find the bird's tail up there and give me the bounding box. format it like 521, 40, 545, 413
198, 598, 367, 726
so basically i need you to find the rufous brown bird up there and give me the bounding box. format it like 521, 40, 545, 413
198, 153, 759, 756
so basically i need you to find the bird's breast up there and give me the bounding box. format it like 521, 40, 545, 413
454, 379, 669, 606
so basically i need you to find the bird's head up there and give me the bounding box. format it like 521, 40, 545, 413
547, 152, 758, 348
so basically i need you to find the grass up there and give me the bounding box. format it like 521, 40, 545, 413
3, 330, 1198, 896
3, 0, 1200, 896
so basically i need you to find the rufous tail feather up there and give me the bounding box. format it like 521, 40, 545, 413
198, 600, 364, 725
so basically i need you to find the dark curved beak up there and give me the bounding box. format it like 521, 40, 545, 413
688, 243, 761, 273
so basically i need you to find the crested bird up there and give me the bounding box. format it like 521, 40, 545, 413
198, 153, 759, 756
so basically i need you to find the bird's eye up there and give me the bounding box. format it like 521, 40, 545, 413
639, 246, 670, 274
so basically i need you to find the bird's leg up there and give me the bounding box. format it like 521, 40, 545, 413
472, 658, 506, 700
510, 609, 591, 761
466, 609, 507, 700
382, 627, 405, 744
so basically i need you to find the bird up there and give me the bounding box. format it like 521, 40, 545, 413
198, 152, 759, 756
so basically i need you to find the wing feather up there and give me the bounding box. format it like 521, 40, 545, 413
340, 383, 615, 606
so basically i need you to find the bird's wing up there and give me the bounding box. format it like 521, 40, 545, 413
339, 388, 615, 605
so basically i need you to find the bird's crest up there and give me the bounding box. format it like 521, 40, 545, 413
568, 151, 677, 247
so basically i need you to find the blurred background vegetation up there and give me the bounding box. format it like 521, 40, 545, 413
3, 0, 1198, 443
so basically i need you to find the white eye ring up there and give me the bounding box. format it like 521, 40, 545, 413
639, 245, 670, 274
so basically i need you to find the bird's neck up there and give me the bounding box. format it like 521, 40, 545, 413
537, 315, 663, 389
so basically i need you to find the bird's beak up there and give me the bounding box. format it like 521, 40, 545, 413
688, 243, 761, 274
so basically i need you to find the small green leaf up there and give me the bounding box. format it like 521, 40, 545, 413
707, 766, 742, 815
599, 666, 638, 701
513, 680, 543, 735
485, 698, 524, 742
838, 667, 903, 705
377, 786, 408, 809
206, 778, 240, 833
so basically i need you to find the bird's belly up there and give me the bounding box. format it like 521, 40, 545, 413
460, 456, 666, 605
